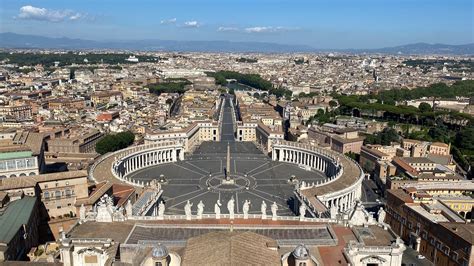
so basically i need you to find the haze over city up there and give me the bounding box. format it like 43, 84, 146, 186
1, 0, 473, 49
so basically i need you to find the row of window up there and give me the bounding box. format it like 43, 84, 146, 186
0, 158, 36, 170
0, 172, 36, 178
43, 189, 74, 199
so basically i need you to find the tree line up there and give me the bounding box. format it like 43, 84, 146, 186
147, 79, 192, 95
206, 70, 292, 99
96, 131, 135, 155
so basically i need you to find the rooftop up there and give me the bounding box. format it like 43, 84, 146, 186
0, 196, 36, 243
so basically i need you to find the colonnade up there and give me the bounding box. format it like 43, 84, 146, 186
321, 187, 361, 213
273, 147, 339, 177
114, 147, 184, 178
272, 142, 364, 215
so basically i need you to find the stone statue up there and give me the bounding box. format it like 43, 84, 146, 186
330, 204, 338, 219
215, 199, 222, 219
261, 201, 267, 220
227, 197, 235, 220
197, 200, 205, 219
96, 195, 114, 223
242, 200, 250, 219
184, 200, 193, 220
271, 202, 278, 221
158, 201, 165, 218
377, 207, 386, 224
79, 204, 86, 220
301, 181, 306, 188
125, 200, 133, 218
299, 203, 306, 220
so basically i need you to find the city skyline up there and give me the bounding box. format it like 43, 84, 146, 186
0, 0, 473, 49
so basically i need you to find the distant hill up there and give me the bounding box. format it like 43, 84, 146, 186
0, 32, 473, 55
358, 42, 474, 55
0, 32, 314, 53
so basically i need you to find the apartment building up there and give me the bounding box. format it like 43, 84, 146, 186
386, 189, 474, 266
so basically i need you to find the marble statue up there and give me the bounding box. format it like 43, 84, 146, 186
377, 207, 386, 224
158, 201, 165, 218
184, 200, 193, 220
242, 200, 250, 219
227, 197, 235, 220
125, 200, 133, 218
96, 195, 115, 222
261, 201, 267, 220
301, 181, 306, 188
271, 202, 278, 221
197, 200, 205, 219
299, 203, 306, 220
215, 199, 222, 219
79, 204, 86, 220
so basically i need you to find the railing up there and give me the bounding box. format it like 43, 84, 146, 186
130, 213, 338, 223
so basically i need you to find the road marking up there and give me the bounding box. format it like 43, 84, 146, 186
168, 190, 210, 209
246, 161, 271, 174
251, 163, 283, 176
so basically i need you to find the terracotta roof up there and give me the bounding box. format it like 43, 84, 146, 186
75, 181, 113, 206
392, 157, 419, 176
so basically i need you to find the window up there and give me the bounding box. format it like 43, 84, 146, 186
155, 262, 162, 266
55, 191, 61, 199
44, 191, 50, 199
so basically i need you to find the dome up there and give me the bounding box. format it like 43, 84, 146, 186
292, 244, 309, 260
152, 244, 169, 259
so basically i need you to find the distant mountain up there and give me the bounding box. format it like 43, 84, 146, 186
0, 32, 314, 53
357, 42, 474, 55
0, 32, 473, 55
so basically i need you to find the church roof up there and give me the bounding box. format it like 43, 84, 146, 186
182, 231, 280, 266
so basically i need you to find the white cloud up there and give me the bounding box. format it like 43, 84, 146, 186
217, 26, 240, 32
17, 5, 84, 22
160, 18, 177, 25
244, 26, 299, 33
183, 21, 200, 28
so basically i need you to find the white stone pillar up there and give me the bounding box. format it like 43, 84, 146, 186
172, 148, 177, 161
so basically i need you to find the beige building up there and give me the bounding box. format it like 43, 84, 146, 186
47, 128, 104, 154
0, 170, 89, 218
145, 121, 220, 153
0, 105, 32, 121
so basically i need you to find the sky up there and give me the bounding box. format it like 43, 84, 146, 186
0, 0, 473, 49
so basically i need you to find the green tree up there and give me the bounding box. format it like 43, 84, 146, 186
96, 131, 135, 154
418, 102, 432, 113
456, 126, 474, 151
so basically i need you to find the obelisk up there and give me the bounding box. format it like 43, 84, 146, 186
226, 142, 231, 181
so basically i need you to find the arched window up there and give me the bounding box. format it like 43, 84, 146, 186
44, 191, 50, 199
19, 173, 26, 176
55, 191, 61, 199
65, 189, 72, 197
29, 172, 36, 176
9, 174, 16, 178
